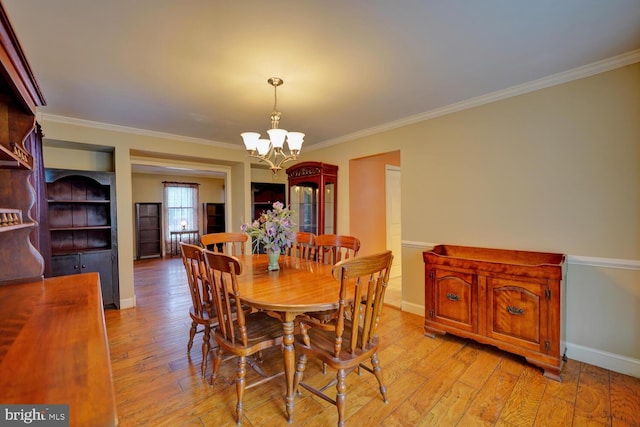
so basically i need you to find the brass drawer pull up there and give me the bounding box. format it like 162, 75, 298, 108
446, 293, 459, 302
507, 305, 524, 315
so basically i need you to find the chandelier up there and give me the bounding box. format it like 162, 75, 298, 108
241, 77, 304, 176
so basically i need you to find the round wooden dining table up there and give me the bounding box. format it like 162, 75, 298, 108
234, 253, 349, 424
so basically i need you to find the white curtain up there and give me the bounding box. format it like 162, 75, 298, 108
163, 182, 199, 252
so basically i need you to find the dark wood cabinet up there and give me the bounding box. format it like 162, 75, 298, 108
135, 202, 162, 259
251, 183, 285, 221
286, 162, 338, 235
249, 183, 285, 253
0, 5, 46, 285
203, 202, 225, 234
52, 250, 114, 303
46, 169, 119, 307
423, 244, 566, 381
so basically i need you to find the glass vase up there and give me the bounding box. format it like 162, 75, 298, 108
267, 252, 280, 271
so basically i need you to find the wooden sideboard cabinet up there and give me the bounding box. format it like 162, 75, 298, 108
0, 273, 118, 426
423, 244, 566, 381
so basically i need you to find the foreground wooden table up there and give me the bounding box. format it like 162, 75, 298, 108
235, 254, 346, 424
0, 272, 118, 427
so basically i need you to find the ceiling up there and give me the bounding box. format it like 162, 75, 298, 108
3, 1, 640, 151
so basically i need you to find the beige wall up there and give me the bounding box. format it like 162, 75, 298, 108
132, 173, 226, 205
312, 63, 640, 259
39, 62, 640, 377
44, 145, 114, 171
298, 63, 640, 376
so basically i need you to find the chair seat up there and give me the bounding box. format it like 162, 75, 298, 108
294, 320, 379, 370
215, 311, 283, 353
242, 311, 284, 342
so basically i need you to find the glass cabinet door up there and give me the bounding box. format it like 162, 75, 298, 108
290, 183, 318, 234
287, 162, 338, 236
323, 181, 335, 234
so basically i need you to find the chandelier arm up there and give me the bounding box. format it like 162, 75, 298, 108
248, 152, 277, 170
276, 155, 298, 169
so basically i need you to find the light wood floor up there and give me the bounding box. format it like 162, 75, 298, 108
104, 257, 640, 426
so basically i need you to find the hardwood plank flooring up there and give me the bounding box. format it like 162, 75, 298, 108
104, 257, 640, 426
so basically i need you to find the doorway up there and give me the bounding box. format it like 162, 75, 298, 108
349, 151, 401, 308
385, 165, 401, 278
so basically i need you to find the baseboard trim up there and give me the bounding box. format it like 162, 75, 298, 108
401, 301, 423, 317
399, 301, 640, 378
566, 342, 640, 378
119, 296, 136, 309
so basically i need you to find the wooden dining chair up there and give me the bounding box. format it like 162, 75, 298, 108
179, 242, 218, 378
293, 251, 393, 427
287, 231, 317, 260
315, 234, 360, 265
202, 250, 284, 425
306, 234, 362, 333
201, 232, 248, 256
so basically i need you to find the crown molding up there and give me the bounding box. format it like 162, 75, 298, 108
310, 49, 640, 151
39, 113, 242, 150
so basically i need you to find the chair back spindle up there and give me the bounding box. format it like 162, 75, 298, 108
315, 234, 360, 265
202, 251, 245, 346
201, 232, 248, 256
180, 243, 211, 317
331, 251, 393, 356
288, 231, 317, 260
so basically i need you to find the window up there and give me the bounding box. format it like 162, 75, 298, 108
163, 182, 199, 250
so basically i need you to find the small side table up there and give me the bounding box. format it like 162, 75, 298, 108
170, 230, 200, 256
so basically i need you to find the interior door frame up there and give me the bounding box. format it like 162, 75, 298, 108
385, 164, 402, 279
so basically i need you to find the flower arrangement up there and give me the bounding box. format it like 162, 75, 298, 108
241, 201, 296, 254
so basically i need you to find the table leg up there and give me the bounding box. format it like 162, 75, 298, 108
282, 312, 296, 423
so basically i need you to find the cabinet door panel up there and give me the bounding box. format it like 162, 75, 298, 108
80, 251, 114, 306
52, 254, 80, 276
487, 277, 547, 351
433, 268, 475, 332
